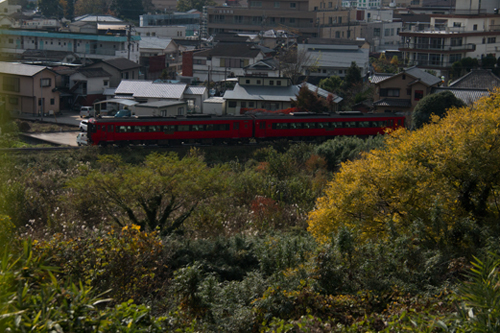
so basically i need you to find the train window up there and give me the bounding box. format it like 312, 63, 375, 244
359, 121, 370, 127
192, 124, 205, 131
290, 123, 302, 129
303, 122, 314, 129
178, 125, 190, 131
345, 122, 357, 128
206, 124, 213, 131
272, 123, 285, 130
135, 126, 147, 132
163, 125, 176, 133
149, 125, 160, 132
234, 123, 239, 130
214, 124, 230, 131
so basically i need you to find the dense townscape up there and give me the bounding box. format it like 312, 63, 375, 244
3, 0, 500, 331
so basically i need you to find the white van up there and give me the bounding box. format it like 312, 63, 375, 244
76, 133, 88, 146
80, 106, 95, 118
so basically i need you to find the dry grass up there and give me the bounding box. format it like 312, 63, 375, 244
16, 119, 77, 133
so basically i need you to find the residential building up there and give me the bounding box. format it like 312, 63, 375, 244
0, 0, 21, 16
87, 58, 142, 87
371, 66, 442, 116
0, 61, 60, 115
399, 5, 500, 79
207, 2, 361, 39
139, 37, 183, 79
243, 57, 280, 76
188, 43, 266, 82
297, 38, 370, 82
114, 80, 208, 112
136, 26, 186, 39
0, 28, 141, 63
69, 68, 112, 106
140, 11, 202, 37
223, 76, 341, 115
360, 20, 403, 52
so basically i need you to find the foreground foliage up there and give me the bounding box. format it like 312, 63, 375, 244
309, 91, 500, 245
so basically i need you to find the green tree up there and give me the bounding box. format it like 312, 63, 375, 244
291, 84, 328, 113
342, 62, 362, 91
176, 0, 216, 12
38, 0, 66, 18
411, 91, 466, 129
74, 0, 110, 16
319, 76, 342, 94
308, 90, 500, 244
111, 0, 144, 20
481, 54, 497, 69
67, 152, 229, 236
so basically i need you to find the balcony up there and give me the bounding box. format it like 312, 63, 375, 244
399, 43, 475, 53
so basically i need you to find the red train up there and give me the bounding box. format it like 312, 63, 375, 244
86, 112, 405, 146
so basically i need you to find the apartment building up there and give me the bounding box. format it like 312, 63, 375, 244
0, 26, 141, 63
207, 0, 361, 39
399, 13, 500, 79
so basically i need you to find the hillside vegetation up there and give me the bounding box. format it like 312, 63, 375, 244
2, 91, 500, 331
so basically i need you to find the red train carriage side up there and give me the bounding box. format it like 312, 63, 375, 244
88, 115, 254, 146
252, 112, 405, 141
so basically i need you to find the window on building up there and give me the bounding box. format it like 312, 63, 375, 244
250, 1, 262, 7
488, 37, 496, 44
335, 31, 340, 38
328, 2, 332, 7
8, 38, 13, 44
277, 81, 281, 86
40, 78, 51, 87
473, 24, 477, 30
246, 79, 250, 84
50, 98, 55, 105
414, 90, 423, 101
384, 28, 391, 36
379, 88, 400, 97
274, 1, 280, 7
453, 22, 461, 27
269, 80, 274, 85
256, 80, 261, 84
290, 2, 296, 8
289, 18, 295, 23
449, 54, 462, 63
228, 101, 237, 107
104, 80, 109, 86
178, 107, 184, 115
241, 102, 246, 108
280, 17, 285, 23
249, 101, 255, 107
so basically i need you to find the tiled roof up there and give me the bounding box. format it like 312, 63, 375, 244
432, 87, 490, 105
449, 69, 500, 90
370, 73, 394, 84
102, 58, 141, 71
194, 43, 263, 58
115, 80, 187, 99
303, 83, 342, 103
78, 68, 111, 78
0, 61, 46, 76
373, 98, 412, 107
404, 66, 442, 86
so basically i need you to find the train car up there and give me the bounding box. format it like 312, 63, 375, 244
252, 112, 405, 141
87, 115, 254, 146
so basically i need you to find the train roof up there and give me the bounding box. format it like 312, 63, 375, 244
91, 114, 254, 123
250, 112, 405, 120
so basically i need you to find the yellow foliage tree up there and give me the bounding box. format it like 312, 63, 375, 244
308, 90, 500, 243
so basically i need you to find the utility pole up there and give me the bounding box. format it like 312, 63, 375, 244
127, 24, 132, 60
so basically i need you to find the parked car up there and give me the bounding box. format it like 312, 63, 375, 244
80, 106, 95, 118
76, 133, 88, 146
114, 109, 131, 117
79, 120, 88, 132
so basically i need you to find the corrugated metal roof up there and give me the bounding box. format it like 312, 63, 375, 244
139, 37, 173, 50
224, 84, 298, 102
0, 61, 46, 76
115, 80, 187, 99
137, 100, 186, 108
185, 86, 206, 95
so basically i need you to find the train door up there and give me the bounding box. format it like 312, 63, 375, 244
232, 122, 240, 138
255, 121, 266, 138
